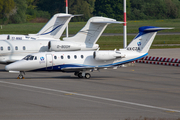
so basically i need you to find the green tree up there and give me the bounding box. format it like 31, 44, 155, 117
69, 0, 95, 21
26, 0, 50, 22
130, 0, 180, 20
0, 0, 15, 24
9, 0, 27, 23
36, 0, 65, 16
94, 0, 131, 21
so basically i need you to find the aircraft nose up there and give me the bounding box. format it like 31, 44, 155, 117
5, 64, 11, 71
5, 63, 18, 71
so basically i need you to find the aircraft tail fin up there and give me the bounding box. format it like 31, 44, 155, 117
63, 17, 124, 47
126, 26, 173, 53
32, 13, 76, 39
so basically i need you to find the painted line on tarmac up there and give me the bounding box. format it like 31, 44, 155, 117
0, 80, 180, 113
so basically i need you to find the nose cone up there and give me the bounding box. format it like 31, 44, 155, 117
5, 64, 14, 71
5, 62, 21, 71
5, 65, 9, 71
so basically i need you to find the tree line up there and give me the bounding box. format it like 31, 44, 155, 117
1, 0, 180, 24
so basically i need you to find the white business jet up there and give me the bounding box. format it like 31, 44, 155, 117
0, 17, 123, 63
5, 26, 172, 79
0, 13, 75, 40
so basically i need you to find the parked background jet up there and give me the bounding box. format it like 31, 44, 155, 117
0, 13, 75, 40
0, 17, 123, 64
5, 26, 172, 79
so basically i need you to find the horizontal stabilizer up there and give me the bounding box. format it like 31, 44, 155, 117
139, 26, 173, 33
57, 14, 83, 18
92, 21, 125, 24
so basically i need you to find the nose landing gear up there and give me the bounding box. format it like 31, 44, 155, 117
17, 71, 25, 79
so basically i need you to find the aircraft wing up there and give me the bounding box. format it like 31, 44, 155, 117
92, 21, 125, 24
61, 66, 94, 72
61, 66, 113, 72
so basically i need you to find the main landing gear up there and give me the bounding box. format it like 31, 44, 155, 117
17, 71, 25, 79
74, 72, 91, 79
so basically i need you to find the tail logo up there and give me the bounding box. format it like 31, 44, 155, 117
137, 42, 141, 46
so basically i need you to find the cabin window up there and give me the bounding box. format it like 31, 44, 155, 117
61, 55, 64, 59
81, 55, 84, 59
23, 46, 26, 50
8, 46, 10, 51
74, 55, 77, 59
34, 56, 37, 60
67, 55, 70, 59
15, 46, 18, 50
54, 56, 57, 59
1, 46, 3, 51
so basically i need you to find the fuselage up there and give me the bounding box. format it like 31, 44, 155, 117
0, 39, 98, 64
5, 50, 147, 72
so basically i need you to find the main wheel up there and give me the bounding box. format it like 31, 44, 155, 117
74, 72, 79, 76
85, 73, 91, 79
78, 73, 83, 78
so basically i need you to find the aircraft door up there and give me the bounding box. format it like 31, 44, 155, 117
46, 54, 53, 70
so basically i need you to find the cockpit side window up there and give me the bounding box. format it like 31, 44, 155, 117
23, 55, 37, 61
29, 56, 34, 60
23, 55, 30, 60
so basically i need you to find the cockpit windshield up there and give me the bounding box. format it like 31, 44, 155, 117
23, 55, 37, 60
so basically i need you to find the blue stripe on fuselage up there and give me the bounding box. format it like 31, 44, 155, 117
30, 53, 148, 72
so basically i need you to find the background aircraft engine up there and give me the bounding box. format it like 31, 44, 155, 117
93, 51, 124, 61
48, 41, 81, 51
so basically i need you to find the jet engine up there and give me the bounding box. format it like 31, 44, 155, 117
48, 41, 81, 51
93, 51, 125, 61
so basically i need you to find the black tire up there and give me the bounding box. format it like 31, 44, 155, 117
85, 73, 91, 79
74, 72, 79, 76
18, 75, 23, 79
78, 73, 83, 78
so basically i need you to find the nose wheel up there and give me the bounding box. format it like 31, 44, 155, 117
17, 72, 25, 79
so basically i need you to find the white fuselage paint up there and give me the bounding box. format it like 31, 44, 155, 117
5, 50, 147, 72
0, 40, 98, 63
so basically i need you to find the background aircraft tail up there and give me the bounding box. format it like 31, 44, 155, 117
63, 17, 124, 47
32, 13, 75, 39
126, 26, 173, 53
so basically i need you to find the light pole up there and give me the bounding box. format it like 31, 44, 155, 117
123, 0, 127, 48
66, 0, 69, 37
